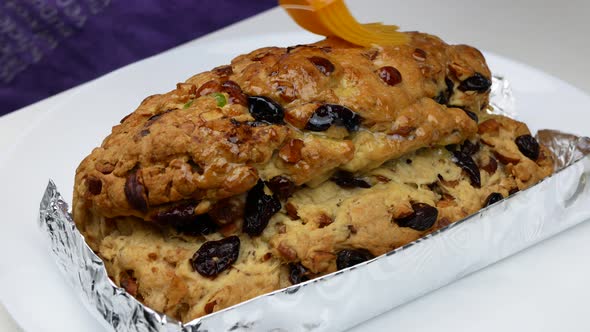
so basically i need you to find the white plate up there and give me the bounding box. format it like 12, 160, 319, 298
1, 32, 589, 332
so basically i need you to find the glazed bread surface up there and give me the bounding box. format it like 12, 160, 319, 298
73, 32, 553, 322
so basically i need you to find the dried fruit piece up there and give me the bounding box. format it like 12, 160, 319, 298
336, 249, 374, 270
331, 171, 371, 189
247, 96, 285, 125
451, 151, 481, 187
515, 135, 540, 160
289, 263, 310, 285
124, 170, 148, 212
266, 176, 296, 200
87, 176, 102, 195
460, 140, 480, 156
484, 192, 504, 207
461, 109, 479, 123
395, 203, 438, 231
434, 78, 454, 104
153, 203, 218, 236
243, 180, 281, 236
208, 198, 244, 225
305, 104, 361, 132
308, 56, 335, 76
190, 236, 240, 277
458, 73, 491, 92
377, 66, 403, 86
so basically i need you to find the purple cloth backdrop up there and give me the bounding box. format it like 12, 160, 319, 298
0, 0, 276, 115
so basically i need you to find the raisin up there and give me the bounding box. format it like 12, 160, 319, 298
308, 56, 335, 76
336, 249, 374, 270
247, 96, 285, 125
394, 203, 438, 231
434, 78, 454, 104
208, 198, 244, 225
305, 104, 361, 132
377, 66, 402, 86
153, 203, 218, 236
462, 109, 479, 123
331, 171, 371, 189
451, 151, 481, 188
87, 176, 102, 195
458, 73, 491, 93
243, 180, 281, 236
289, 263, 310, 285
484, 192, 504, 207
515, 135, 540, 161
190, 236, 240, 277
266, 176, 296, 200
124, 170, 148, 212
460, 140, 480, 156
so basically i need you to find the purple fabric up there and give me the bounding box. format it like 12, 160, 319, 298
0, 0, 276, 115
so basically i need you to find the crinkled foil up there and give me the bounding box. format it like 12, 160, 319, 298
39, 78, 590, 332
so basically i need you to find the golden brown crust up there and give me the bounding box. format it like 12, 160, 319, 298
72, 31, 553, 323
74, 32, 489, 220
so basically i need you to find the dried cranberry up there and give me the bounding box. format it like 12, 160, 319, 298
336, 249, 374, 270
305, 104, 361, 132
394, 203, 438, 231
515, 135, 540, 160
434, 78, 454, 104
289, 263, 310, 285
484, 192, 504, 207
247, 96, 285, 125
451, 151, 481, 188
266, 176, 296, 200
308, 56, 335, 76
190, 236, 240, 277
243, 180, 281, 236
124, 170, 148, 212
331, 171, 371, 189
377, 66, 402, 86
458, 73, 491, 93
153, 203, 218, 235
87, 176, 102, 195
